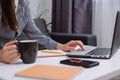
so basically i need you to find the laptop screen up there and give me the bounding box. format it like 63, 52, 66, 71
111, 11, 120, 56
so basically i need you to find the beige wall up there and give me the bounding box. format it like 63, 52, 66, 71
93, 0, 120, 47
29, 0, 52, 24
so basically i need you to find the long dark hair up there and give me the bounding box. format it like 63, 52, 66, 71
1, 0, 18, 31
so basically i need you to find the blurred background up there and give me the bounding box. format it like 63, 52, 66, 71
29, 0, 120, 48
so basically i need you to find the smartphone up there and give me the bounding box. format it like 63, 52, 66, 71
60, 58, 99, 68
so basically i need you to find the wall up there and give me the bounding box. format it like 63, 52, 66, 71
93, 0, 120, 47
29, 0, 120, 47
28, 0, 52, 24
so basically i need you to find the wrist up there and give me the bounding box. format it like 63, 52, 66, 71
56, 43, 64, 50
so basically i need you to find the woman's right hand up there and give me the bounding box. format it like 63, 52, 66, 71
0, 40, 20, 64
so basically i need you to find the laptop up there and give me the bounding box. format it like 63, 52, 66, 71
67, 11, 120, 59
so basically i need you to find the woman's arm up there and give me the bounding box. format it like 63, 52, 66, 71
22, 0, 58, 50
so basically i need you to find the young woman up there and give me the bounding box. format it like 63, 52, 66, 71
0, 0, 84, 64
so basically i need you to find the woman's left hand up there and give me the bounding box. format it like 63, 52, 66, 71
57, 40, 85, 52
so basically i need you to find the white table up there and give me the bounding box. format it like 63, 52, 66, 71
1, 50, 120, 80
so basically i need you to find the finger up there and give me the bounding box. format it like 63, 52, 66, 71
8, 49, 18, 56
10, 55, 20, 63
67, 40, 85, 50
69, 47, 75, 52
4, 50, 18, 61
76, 41, 85, 51
0, 54, 20, 64
4, 45, 17, 51
68, 40, 77, 46
9, 53, 19, 59
5, 40, 18, 46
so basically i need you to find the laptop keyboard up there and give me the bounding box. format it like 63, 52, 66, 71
86, 48, 111, 56
67, 46, 111, 59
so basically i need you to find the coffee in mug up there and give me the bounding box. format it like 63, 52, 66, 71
18, 40, 38, 64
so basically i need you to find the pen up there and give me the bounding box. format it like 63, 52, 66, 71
41, 50, 63, 54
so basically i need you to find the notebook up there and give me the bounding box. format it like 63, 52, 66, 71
67, 11, 120, 59
15, 65, 84, 80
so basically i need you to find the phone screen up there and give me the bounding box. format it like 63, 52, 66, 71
60, 59, 99, 68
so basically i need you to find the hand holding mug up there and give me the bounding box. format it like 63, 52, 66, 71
0, 40, 20, 64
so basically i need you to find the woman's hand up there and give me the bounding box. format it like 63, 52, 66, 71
0, 40, 20, 64
57, 40, 85, 52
